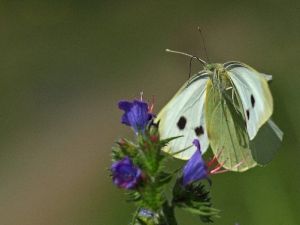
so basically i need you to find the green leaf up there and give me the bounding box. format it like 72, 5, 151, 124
180, 205, 220, 216
162, 202, 178, 225
156, 172, 173, 186
169, 144, 193, 157
126, 191, 142, 203
159, 135, 183, 147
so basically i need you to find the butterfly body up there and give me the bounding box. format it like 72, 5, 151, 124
157, 61, 283, 171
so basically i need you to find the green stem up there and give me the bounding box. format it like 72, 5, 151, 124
161, 201, 178, 225
131, 207, 141, 225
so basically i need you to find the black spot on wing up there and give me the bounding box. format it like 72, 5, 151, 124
251, 95, 255, 108
177, 116, 187, 130
194, 126, 204, 136
246, 110, 250, 120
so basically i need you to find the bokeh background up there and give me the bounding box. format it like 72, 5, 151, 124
0, 1, 299, 225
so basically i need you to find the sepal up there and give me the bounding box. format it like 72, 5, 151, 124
172, 180, 220, 223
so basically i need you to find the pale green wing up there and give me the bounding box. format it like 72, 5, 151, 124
224, 62, 282, 165
250, 119, 283, 165
224, 62, 273, 140
156, 71, 210, 160
205, 78, 257, 171
261, 73, 273, 82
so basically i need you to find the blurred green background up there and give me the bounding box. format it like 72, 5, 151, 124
0, 1, 299, 225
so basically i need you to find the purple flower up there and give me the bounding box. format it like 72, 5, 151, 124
183, 139, 208, 186
118, 100, 153, 133
139, 208, 156, 218
111, 156, 142, 189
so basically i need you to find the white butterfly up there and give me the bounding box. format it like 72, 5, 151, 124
157, 50, 283, 171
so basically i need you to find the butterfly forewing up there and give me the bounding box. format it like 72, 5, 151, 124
205, 75, 257, 171
226, 62, 273, 140
157, 72, 210, 159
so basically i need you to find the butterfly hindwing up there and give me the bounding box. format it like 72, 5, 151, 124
205, 74, 257, 171
157, 72, 210, 159
249, 119, 283, 165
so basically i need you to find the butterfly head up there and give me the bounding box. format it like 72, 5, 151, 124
205, 63, 224, 72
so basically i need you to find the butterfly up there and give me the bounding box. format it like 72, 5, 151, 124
157, 49, 283, 172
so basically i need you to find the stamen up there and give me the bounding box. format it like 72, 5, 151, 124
209, 159, 227, 174
210, 163, 224, 174
211, 169, 228, 174
148, 95, 155, 113
213, 161, 243, 174
207, 149, 223, 168
140, 91, 144, 101
207, 155, 218, 168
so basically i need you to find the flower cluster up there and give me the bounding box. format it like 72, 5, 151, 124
110, 98, 220, 225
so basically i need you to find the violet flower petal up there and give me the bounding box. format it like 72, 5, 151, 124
118, 99, 153, 133
111, 156, 142, 189
183, 139, 208, 186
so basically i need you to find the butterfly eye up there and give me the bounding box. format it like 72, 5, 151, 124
194, 126, 204, 136
251, 95, 255, 108
177, 116, 187, 130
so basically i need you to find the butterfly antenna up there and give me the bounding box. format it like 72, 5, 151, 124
165, 49, 207, 66
188, 57, 197, 78
197, 26, 210, 63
